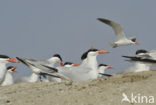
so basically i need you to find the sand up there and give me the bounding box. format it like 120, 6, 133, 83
0, 71, 156, 105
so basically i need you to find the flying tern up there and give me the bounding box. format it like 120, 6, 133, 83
97, 18, 139, 48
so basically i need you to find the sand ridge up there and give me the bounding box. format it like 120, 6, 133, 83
0, 71, 156, 105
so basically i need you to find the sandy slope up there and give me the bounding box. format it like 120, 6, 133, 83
0, 71, 156, 105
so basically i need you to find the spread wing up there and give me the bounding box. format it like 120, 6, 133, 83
98, 18, 127, 40
16, 57, 57, 73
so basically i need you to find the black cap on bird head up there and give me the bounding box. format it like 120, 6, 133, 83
81, 48, 99, 60
64, 62, 73, 65
98, 64, 108, 67
7, 66, 14, 70
0, 55, 10, 59
136, 49, 148, 55
53, 54, 62, 61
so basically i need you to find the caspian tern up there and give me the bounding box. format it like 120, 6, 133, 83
40, 48, 105, 82
97, 18, 139, 48
123, 49, 156, 63
50, 48, 110, 82
64, 62, 80, 67
125, 62, 152, 73
123, 49, 156, 72
43, 54, 64, 82
43, 62, 80, 82
98, 64, 114, 78
15, 54, 64, 83
14, 71, 39, 84
1, 66, 18, 86
0, 55, 19, 84
81, 50, 114, 78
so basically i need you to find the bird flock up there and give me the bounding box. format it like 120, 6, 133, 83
0, 18, 156, 86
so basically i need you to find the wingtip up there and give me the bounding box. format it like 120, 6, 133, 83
97, 18, 112, 25
16, 57, 28, 66
16, 57, 23, 62
97, 18, 103, 21
122, 55, 126, 57
16, 57, 22, 61
122, 55, 130, 58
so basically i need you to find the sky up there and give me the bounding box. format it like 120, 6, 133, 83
0, 0, 156, 77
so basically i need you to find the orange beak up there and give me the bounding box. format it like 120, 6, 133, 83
107, 66, 114, 69
135, 42, 139, 45
72, 64, 80, 66
8, 58, 19, 63
98, 50, 110, 54
60, 62, 64, 66
12, 66, 18, 72
13, 66, 18, 69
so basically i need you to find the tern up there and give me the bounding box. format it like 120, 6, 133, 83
14, 71, 40, 83
1, 66, 18, 86
0, 55, 19, 84
49, 48, 110, 82
98, 64, 114, 78
123, 49, 156, 63
123, 49, 156, 72
42, 62, 80, 82
15, 54, 64, 83
63, 62, 80, 67
97, 18, 139, 48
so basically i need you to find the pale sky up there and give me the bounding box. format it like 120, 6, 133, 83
0, 0, 156, 77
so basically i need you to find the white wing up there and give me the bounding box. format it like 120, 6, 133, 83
56, 66, 94, 82
16, 57, 57, 74
136, 53, 152, 59
98, 18, 127, 41
148, 50, 156, 60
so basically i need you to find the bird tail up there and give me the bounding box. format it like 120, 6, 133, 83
109, 42, 117, 48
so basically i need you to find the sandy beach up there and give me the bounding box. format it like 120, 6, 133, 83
0, 71, 156, 105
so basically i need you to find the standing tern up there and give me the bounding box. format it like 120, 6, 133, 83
43, 54, 64, 81
81, 49, 113, 77
125, 62, 152, 73
63, 62, 80, 67
16, 54, 63, 74
42, 62, 80, 82
15, 54, 64, 83
0, 55, 19, 84
98, 64, 114, 78
123, 49, 156, 63
123, 49, 156, 72
97, 18, 139, 48
14, 71, 40, 84
1, 66, 18, 86
50, 48, 110, 82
